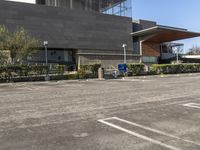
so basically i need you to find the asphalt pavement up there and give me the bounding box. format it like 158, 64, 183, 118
0, 73, 200, 150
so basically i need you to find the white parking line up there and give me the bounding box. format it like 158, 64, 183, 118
98, 118, 181, 150
98, 117, 200, 150
183, 103, 200, 109
113, 117, 200, 146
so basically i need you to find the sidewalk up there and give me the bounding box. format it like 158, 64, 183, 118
123, 72, 200, 80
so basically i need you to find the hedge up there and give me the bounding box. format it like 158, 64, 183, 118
0, 65, 48, 79
151, 63, 200, 74
0, 64, 102, 82
2, 63, 200, 82
50, 74, 78, 81
50, 64, 65, 74
80, 64, 101, 78
127, 63, 145, 76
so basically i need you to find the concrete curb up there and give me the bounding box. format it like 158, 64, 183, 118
123, 72, 200, 80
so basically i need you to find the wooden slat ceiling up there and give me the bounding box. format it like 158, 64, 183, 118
132, 27, 200, 43
146, 30, 200, 43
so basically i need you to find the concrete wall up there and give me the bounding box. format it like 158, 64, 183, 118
133, 20, 157, 32
77, 49, 140, 68
78, 54, 140, 68
0, 0, 133, 52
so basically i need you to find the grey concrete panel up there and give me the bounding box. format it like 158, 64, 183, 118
0, 1, 133, 51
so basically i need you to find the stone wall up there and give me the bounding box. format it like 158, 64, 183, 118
0, 0, 133, 52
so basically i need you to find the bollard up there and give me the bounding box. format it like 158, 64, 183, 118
98, 68, 104, 79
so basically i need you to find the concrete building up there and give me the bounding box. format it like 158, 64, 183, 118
0, 0, 200, 69
132, 20, 200, 64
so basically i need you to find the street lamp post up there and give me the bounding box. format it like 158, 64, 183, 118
122, 44, 127, 64
176, 48, 179, 64
44, 41, 48, 66
43, 41, 49, 81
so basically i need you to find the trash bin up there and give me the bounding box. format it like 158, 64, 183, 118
98, 68, 104, 79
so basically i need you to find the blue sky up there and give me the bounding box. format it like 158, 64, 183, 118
6, 0, 200, 52
133, 0, 200, 52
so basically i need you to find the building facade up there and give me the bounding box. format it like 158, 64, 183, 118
0, 0, 199, 69
132, 20, 200, 64
0, 0, 139, 69
36, 0, 132, 17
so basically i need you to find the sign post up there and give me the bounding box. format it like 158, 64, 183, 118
118, 64, 127, 73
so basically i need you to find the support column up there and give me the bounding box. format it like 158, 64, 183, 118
70, 0, 73, 9
139, 40, 143, 63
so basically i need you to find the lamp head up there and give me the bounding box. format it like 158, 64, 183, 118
122, 44, 127, 48
43, 41, 48, 46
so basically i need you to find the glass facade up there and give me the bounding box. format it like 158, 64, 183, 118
133, 37, 140, 54
161, 43, 184, 54
142, 56, 158, 63
36, 0, 132, 17
100, 0, 132, 17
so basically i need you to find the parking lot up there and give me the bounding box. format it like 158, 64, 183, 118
0, 74, 200, 150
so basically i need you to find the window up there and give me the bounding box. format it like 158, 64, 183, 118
142, 56, 158, 63
100, 0, 132, 17
133, 37, 140, 54
38, 0, 132, 18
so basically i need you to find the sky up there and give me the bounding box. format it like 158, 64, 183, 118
6, 0, 200, 52
133, 0, 200, 52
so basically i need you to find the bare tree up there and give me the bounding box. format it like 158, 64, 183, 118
187, 46, 200, 55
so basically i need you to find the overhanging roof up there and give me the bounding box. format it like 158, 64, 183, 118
131, 25, 200, 43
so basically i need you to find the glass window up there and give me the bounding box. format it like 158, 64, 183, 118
142, 56, 158, 63
100, 0, 132, 17
38, 0, 132, 18
133, 37, 140, 54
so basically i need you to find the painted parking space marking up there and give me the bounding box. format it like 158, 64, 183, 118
111, 117, 200, 146
98, 117, 200, 150
98, 117, 181, 150
183, 103, 200, 109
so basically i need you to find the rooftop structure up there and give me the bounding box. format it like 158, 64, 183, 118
36, 0, 132, 17
132, 20, 200, 64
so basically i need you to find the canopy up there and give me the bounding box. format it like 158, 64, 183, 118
131, 26, 200, 43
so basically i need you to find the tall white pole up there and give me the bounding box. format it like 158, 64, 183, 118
44, 41, 48, 65
45, 45, 48, 65
70, 0, 73, 9
44, 41, 49, 80
124, 46, 126, 64
176, 48, 179, 64
122, 44, 127, 64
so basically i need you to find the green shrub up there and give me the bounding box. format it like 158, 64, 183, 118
51, 64, 65, 74
80, 64, 101, 78
151, 63, 200, 75
0, 64, 48, 79
127, 63, 145, 76
77, 68, 86, 79
66, 74, 77, 80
